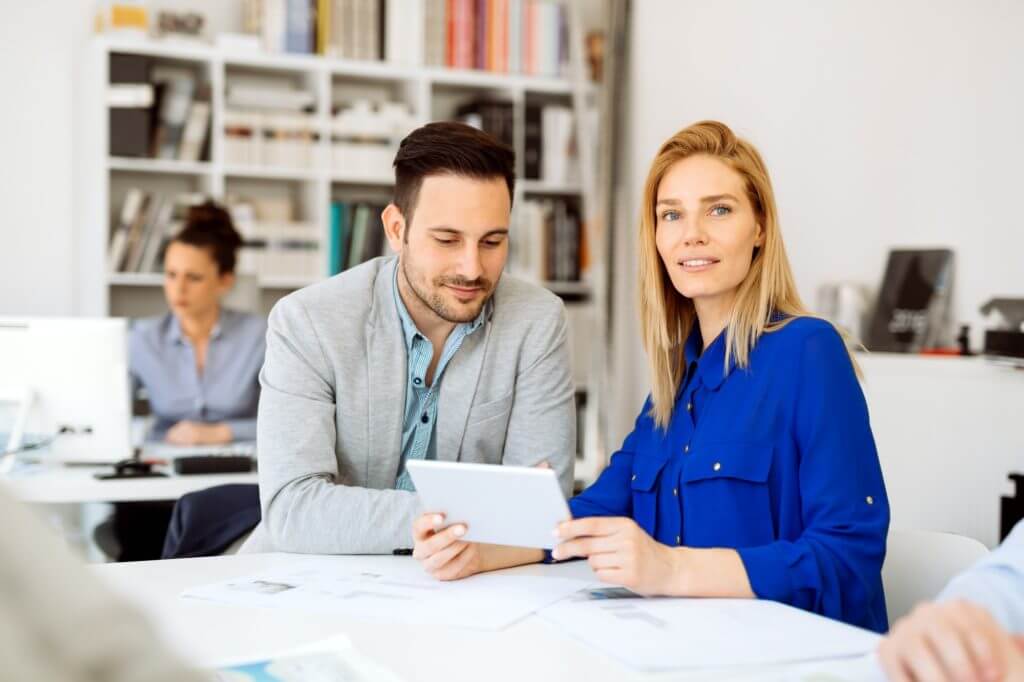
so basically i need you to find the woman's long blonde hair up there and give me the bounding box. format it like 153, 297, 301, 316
639, 121, 845, 429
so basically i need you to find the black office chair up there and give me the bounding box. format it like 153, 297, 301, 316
161, 483, 261, 559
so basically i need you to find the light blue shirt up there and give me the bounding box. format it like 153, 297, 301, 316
128, 309, 267, 442
940, 520, 1024, 633
392, 270, 488, 490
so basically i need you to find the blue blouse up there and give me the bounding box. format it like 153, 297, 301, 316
570, 317, 890, 633
129, 309, 267, 442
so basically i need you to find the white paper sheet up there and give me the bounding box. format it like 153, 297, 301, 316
538, 588, 882, 672
183, 558, 591, 631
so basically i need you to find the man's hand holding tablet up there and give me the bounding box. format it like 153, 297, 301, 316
408, 460, 562, 580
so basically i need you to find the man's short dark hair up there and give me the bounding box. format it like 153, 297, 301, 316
392, 121, 515, 229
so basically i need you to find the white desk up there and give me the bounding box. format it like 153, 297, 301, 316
94, 553, 885, 682
3, 464, 257, 504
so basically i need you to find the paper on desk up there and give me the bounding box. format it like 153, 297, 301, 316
538, 589, 882, 672
183, 558, 592, 631
213, 634, 405, 682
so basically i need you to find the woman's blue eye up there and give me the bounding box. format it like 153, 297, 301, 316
710, 204, 732, 217
660, 210, 680, 222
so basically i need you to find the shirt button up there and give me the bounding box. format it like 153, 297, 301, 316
713, 462, 721, 472
686, 402, 693, 412
676, 535, 681, 545
683, 444, 690, 454
421, 414, 429, 424
672, 488, 678, 496
631, 474, 637, 481
413, 378, 422, 386
866, 496, 874, 505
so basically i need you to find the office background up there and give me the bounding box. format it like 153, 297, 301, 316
0, 0, 1021, 548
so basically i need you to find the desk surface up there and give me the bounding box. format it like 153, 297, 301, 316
94, 553, 884, 682
3, 464, 257, 504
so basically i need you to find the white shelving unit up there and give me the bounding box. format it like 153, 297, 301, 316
78, 29, 605, 485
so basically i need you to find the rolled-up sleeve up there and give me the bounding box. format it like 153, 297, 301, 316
736, 329, 890, 632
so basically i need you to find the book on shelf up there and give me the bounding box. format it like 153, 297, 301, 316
424, 0, 448, 66
328, 200, 389, 275
509, 197, 585, 283
109, 191, 204, 274
150, 67, 197, 159
237, 221, 323, 281
523, 102, 576, 184
177, 85, 211, 162
454, 98, 514, 148
284, 0, 316, 54
437, 0, 567, 75
108, 53, 154, 158
108, 188, 147, 272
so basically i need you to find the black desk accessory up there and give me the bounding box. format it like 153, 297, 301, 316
94, 457, 168, 480
172, 455, 254, 475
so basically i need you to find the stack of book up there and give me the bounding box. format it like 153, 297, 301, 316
329, 201, 391, 275
454, 99, 514, 148
108, 54, 211, 161
107, 190, 205, 273
425, 0, 569, 76
331, 100, 417, 178
253, 0, 570, 74
236, 222, 323, 281
259, 0, 387, 61
524, 102, 576, 184
223, 84, 320, 169
509, 197, 586, 283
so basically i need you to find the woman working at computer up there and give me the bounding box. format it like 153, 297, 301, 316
130, 200, 266, 445
410, 121, 891, 633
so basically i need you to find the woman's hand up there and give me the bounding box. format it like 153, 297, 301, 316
165, 421, 232, 446
412, 513, 486, 581
552, 516, 684, 596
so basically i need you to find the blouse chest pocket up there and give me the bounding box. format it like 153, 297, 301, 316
630, 454, 669, 536
680, 441, 776, 546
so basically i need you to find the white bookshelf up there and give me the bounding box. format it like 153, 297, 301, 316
79, 26, 606, 484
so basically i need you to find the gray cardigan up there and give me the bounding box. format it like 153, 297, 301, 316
243, 256, 576, 554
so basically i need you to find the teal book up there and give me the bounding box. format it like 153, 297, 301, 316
328, 201, 350, 275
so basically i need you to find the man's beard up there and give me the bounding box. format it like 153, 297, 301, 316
401, 258, 494, 324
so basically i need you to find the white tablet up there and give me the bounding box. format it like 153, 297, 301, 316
406, 460, 571, 550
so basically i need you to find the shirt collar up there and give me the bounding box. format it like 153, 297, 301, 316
684, 324, 732, 391
391, 266, 489, 352
166, 311, 228, 346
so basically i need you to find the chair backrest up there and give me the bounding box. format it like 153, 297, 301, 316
882, 528, 989, 627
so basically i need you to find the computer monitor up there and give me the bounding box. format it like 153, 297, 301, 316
0, 317, 131, 464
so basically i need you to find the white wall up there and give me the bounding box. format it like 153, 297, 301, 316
0, 2, 91, 315
624, 0, 1024, 373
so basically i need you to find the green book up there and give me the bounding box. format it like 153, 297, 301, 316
347, 204, 370, 270
329, 201, 350, 275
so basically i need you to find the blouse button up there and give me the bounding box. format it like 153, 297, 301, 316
631, 474, 637, 481
713, 462, 721, 472
672, 488, 678, 496
866, 496, 874, 505
676, 535, 681, 545
683, 444, 690, 454
686, 402, 693, 412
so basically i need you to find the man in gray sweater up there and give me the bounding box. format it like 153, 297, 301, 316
244, 122, 576, 555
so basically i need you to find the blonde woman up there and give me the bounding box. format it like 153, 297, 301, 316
411, 121, 889, 633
